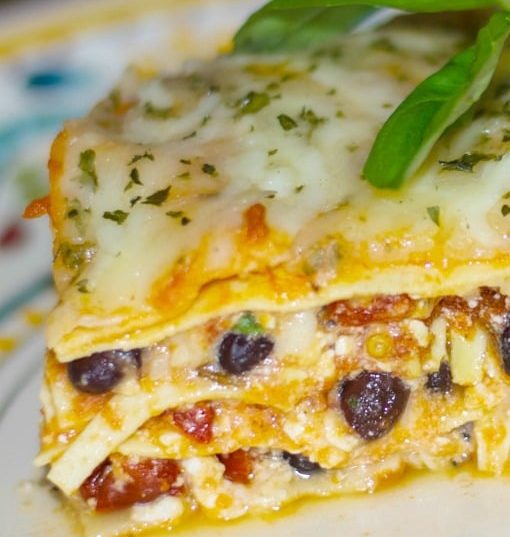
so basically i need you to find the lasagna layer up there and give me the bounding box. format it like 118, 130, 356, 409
38, 288, 510, 536
45, 24, 510, 362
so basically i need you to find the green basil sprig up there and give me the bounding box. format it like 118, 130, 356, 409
363, 11, 510, 188
234, 0, 510, 53
259, 0, 508, 11
234, 1, 510, 189
234, 5, 384, 52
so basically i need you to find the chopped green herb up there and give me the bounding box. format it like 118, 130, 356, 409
166, 210, 190, 225
295, 185, 305, 193
124, 167, 143, 191
336, 110, 345, 118
503, 191, 510, 199
65, 199, 90, 234
130, 168, 142, 185
278, 113, 297, 130
129, 151, 154, 165
59, 242, 93, 270
183, 131, 197, 140
503, 128, 510, 142
78, 149, 98, 190
180, 159, 192, 165
300, 107, 326, 134
232, 312, 263, 335
371, 36, 397, 52
166, 210, 184, 218
327, 88, 337, 96
502, 204, 510, 216
142, 186, 171, 206
238, 91, 271, 115
268, 148, 278, 156
130, 196, 142, 207
202, 163, 217, 176
76, 279, 90, 294
439, 152, 502, 173
177, 172, 191, 180
201, 115, 211, 126
144, 102, 175, 120
426, 206, 440, 226
103, 210, 129, 225
347, 143, 359, 152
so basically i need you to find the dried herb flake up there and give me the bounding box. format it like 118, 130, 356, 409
427, 206, 441, 226
439, 152, 502, 173
202, 163, 217, 176
278, 114, 297, 131
238, 91, 270, 115
79, 149, 98, 190
129, 151, 154, 165
142, 186, 171, 206
103, 210, 129, 225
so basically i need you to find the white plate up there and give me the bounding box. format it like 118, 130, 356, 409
2, 2, 510, 536
2, 333, 510, 537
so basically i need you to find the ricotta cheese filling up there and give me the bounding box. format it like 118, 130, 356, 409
39, 288, 510, 536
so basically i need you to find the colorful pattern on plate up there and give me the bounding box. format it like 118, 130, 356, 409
0, 0, 253, 362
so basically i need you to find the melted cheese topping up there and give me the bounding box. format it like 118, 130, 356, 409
37, 20, 510, 537
46, 26, 510, 362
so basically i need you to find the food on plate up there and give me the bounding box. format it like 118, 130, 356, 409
30, 3, 510, 535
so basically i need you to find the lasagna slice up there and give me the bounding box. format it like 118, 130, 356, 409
35, 20, 510, 537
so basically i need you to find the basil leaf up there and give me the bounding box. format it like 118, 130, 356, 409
363, 11, 510, 189
234, 5, 386, 53
232, 313, 264, 335
234, 0, 510, 53
267, 0, 508, 11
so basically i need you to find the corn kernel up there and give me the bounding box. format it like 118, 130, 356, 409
366, 332, 393, 358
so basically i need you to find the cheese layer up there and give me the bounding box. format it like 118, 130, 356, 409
47, 26, 510, 362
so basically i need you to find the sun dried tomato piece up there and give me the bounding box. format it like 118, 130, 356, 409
173, 403, 215, 443
477, 287, 508, 328
431, 296, 472, 332
80, 456, 181, 511
322, 294, 414, 327
244, 203, 269, 243
218, 450, 254, 484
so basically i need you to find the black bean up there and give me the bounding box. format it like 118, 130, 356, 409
339, 370, 409, 441
283, 452, 322, 477
426, 361, 452, 394
500, 322, 510, 375
68, 349, 142, 394
218, 332, 273, 374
